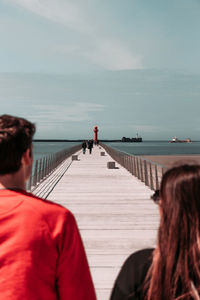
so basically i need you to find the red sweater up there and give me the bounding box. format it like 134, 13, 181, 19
0, 189, 96, 300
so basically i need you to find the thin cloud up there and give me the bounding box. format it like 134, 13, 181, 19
89, 39, 143, 70
8, 0, 89, 32
27, 102, 105, 123
135, 125, 167, 133
8, 0, 143, 70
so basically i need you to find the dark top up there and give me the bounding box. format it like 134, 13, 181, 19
87, 140, 93, 149
82, 142, 87, 148
110, 248, 154, 300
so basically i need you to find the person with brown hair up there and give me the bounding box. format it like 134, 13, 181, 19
0, 114, 96, 300
110, 164, 200, 300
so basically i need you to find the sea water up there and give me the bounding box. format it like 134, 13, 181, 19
105, 141, 200, 156
33, 141, 81, 161
33, 141, 200, 160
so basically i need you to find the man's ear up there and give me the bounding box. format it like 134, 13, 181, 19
21, 148, 32, 166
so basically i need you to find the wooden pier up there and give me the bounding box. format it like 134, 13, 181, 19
34, 146, 159, 300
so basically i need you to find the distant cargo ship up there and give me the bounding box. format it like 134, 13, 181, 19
122, 133, 143, 142
169, 137, 192, 143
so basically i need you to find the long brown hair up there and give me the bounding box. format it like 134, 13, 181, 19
146, 164, 200, 300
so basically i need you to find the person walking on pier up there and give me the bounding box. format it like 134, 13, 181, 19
0, 114, 96, 300
87, 139, 93, 154
82, 140, 87, 154
110, 164, 200, 300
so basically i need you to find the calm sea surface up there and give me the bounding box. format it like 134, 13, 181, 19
105, 141, 200, 156
33, 141, 200, 161
33, 142, 81, 161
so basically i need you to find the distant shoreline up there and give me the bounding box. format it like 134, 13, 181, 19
33, 139, 122, 142
33, 139, 200, 142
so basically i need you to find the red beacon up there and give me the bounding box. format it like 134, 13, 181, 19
94, 126, 98, 142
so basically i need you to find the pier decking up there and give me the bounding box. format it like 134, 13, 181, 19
36, 146, 159, 300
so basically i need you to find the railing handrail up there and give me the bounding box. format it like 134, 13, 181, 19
27, 144, 82, 192
106, 147, 167, 169
101, 143, 168, 190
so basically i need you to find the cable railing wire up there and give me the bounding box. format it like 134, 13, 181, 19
27, 144, 81, 192
101, 143, 168, 190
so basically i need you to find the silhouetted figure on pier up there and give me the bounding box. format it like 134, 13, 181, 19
110, 164, 200, 300
94, 139, 99, 146
82, 140, 87, 154
87, 139, 94, 154
0, 115, 96, 300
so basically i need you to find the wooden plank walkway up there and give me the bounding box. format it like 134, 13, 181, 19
43, 146, 159, 300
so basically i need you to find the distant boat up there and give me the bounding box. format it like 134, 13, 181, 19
122, 133, 143, 143
169, 137, 192, 143
132, 133, 143, 142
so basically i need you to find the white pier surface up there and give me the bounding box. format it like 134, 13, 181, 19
46, 146, 159, 300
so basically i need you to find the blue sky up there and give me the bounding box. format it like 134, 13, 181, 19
0, 0, 200, 139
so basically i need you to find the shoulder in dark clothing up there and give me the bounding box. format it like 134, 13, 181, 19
110, 248, 154, 300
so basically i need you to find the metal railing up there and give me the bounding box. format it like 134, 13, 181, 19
101, 143, 168, 190
27, 144, 81, 192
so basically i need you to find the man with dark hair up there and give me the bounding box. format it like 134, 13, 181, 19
0, 114, 35, 177
0, 115, 96, 300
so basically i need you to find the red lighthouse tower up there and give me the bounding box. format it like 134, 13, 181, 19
94, 126, 98, 142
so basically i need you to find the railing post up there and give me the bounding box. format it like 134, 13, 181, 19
130, 156, 134, 175
127, 155, 130, 173
135, 157, 138, 178
123, 155, 126, 169
46, 157, 50, 176
135, 157, 139, 178
149, 163, 154, 190
41, 157, 45, 179
133, 156, 136, 176
39, 158, 43, 182
127, 155, 131, 173
144, 160, 149, 186
155, 165, 159, 190
137, 157, 141, 180
140, 159, 144, 182
32, 160, 38, 187
44, 157, 48, 178
124, 155, 127, 169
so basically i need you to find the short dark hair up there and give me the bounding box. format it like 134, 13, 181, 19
0, 115, 35, 174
